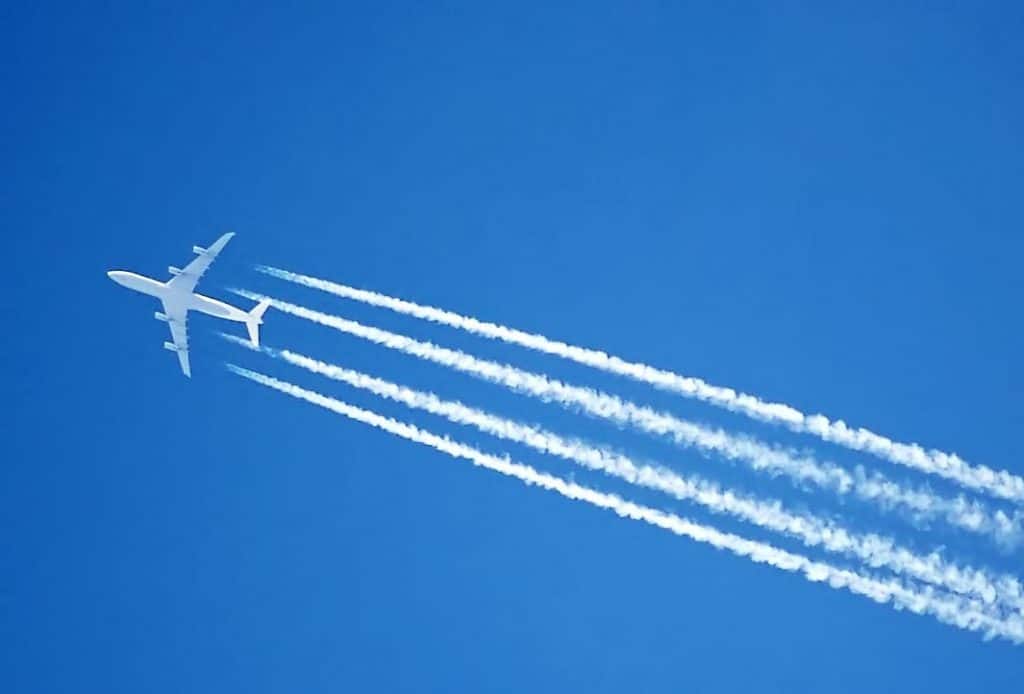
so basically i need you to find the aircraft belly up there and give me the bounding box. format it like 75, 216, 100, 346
190, 293, 245, 321
111, 272, 165, 298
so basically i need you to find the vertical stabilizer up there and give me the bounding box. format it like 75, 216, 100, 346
246, 299, 271, 346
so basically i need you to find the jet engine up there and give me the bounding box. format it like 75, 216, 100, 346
168, 266, 183, 276
163, 341, 180, 352
192, 245, 207, 255
154, 312, 169, 322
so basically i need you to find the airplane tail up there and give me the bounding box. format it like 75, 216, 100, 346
245, 299, 271, 346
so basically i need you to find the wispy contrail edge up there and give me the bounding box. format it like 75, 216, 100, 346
230, 291, 1022, 548
257, 265, 1024, 505
222, 333, 1024, 616
225, 364, 1024, 644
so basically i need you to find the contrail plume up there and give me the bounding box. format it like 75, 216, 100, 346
225, 364, 1024, 644
222, 333, 1024, 616
256, 265, 1024, 505
230, 290, 1022, 546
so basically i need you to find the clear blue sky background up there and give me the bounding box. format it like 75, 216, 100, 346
4, 3, 1024, 692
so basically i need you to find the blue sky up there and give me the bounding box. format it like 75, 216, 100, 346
4, 2, 1024, 691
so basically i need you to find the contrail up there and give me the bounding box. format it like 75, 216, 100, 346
257, 266, 1024, 506
230, 291, 1022, 546
225, 364, 1024, 644
222, 334, 1024, 615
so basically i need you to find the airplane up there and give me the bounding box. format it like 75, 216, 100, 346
107, 232, 269, 377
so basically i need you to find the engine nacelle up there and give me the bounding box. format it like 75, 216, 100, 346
154, 312, 169, 322
163, 341, 180, 352
192, 245, 207, 255
168, 266, 183, 276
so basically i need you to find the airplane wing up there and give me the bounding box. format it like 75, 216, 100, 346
166, 232, 235, 295
164, 303, 191, 377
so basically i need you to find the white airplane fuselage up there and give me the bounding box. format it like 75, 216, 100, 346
107, 271, 251, 323
107, 232, 269, 377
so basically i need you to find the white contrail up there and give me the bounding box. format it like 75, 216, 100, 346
257, 266, 1024, 505
231, 291, 1022, 546
222, 333, 1024, 616
225, 364, 1024, 644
